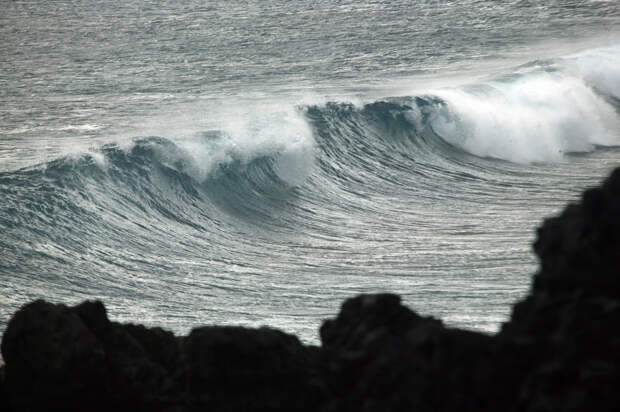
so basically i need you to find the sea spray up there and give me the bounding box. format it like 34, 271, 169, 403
426, 60, 620, 163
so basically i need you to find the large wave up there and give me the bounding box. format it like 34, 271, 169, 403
2, 45, 619, 231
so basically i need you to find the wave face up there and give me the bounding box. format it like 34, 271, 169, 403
2, 0, 620, 343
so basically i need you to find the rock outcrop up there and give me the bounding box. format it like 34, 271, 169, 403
0, 300, 325, 412
2, 167, 620, 411
496, 167, 620, 412
319, 293, 497, 412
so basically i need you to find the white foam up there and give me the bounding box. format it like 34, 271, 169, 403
563, 44, 620, 100
54, 124, 102, 132
427, 66, 620, 163
88, 150, 108, 168
141, 101, 316, 185
61, 146, 109, 170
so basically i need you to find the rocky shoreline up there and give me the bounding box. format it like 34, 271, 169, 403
2, 167, 619, 411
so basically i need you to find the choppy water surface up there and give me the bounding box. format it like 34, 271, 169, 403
1, 0, 619, 342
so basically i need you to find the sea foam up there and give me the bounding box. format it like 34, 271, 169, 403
426, 46, 620, 163
564, 44, 620, 100
125, 102, 316, 186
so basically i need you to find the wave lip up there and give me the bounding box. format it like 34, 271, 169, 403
564, 44, 620, 100
421, 47, 620, 164
143, 106, 316, 187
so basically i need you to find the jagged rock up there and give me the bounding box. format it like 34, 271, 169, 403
497, 167, 620, 411
0, 300, 181, 411
0, 363, 7, 412
320, 294, 496, 412
179, 326, 325, 411
0, 300, 325, 412
1, 300, 111, 411
531, 168, 620, 297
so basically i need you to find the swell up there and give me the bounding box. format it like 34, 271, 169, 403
0, 95, 508, 252
2, 42, 620, 244
0, 136, 297, 237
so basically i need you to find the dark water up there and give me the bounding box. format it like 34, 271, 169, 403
1, 0, 619, 342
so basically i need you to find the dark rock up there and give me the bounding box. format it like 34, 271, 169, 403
0, 300, 325, 412
180, 326, 325, 411
0, 363, 7, 412
531, 168, 620, 297
498, 167, 620, 411
320, 294, 496, 412
0, 299, 182, 411
1, 300, 110, 411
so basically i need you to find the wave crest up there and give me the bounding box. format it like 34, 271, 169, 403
427, 69, 620, 163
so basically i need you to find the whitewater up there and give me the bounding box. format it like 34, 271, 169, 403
1, 0, 619, 343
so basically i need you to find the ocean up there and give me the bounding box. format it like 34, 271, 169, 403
1, 0, 619, 344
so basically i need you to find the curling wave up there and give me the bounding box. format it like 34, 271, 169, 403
4, 44, 620, 235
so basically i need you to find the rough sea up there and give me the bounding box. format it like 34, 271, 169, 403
1, 0, 619, 344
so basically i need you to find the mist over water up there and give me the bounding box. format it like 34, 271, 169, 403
1, 0, 620, 343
